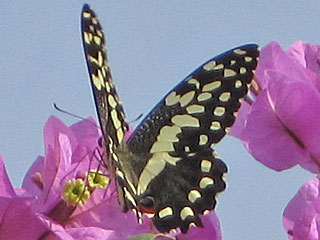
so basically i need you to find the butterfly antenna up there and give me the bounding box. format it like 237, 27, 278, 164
53, 103, 89, 121
129, 113, 143, 124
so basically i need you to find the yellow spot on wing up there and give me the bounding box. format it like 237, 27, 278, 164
110, 109, 121, 129
202, 81, 221, 92
224, 68, 237, 77
213, 63, 224, 70
210, 121, 221, 131
159, 207, 173, 218
186, 104, 205, 114
214, 106, 226, 116
233, 49, 247, 55
171, 115, 200, 127
83, 12, 91, 18
201, 160, 212, 172
235, 80, 242, 88
180, 207, 195, 220
188, 190, 202, 203
219, 92, 231, 102
245, 56, 253, 62
165, 91, 179, 106
203, 60, 216, 71
197, 92, 212, 102
179, 91, 195, 107
199, 177, 214, 188
199, 134, 208, 145
157, 125, 181, 142
188, 78, 200, 89
108, 95, 118, 108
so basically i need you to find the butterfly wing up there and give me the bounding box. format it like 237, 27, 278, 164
126, 45, 259, 232
81, 4, 134, 212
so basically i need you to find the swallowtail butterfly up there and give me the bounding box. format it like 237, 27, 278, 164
81, 4, 259, 233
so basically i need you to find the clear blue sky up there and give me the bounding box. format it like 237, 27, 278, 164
0, 1, 318, 239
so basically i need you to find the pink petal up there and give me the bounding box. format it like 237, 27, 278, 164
267, 71, 320, 172
0, 197, 46, 239
283, 176, 320, 239
178, 211, 222, 240
237, 90, 308, 170
0, 155, 15, 197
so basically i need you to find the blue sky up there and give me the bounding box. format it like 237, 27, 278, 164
0, 1, 319, 239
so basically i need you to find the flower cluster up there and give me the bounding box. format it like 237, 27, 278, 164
0, 116, 222, 240
231, 41, 320, 239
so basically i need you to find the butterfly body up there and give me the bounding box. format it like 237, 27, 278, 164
81, 4, 259, 233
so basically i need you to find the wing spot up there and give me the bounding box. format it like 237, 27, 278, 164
89, 25, 95, 32
108, 95, 118, 109
245, 56, 253, 62
202, 81, 221, 92
210, 121, 221, 131
165, 91, 179, 106
93, 36, 101, 45
233, 49, 247, 55
188, 190, 202, 203
187, 78, 200, 89
98, 51, 104, 67
199, 177, 214, 189
96, 29, 103, 38
203, 210, 210, 215
201, 160, 212, 173
91, 17, 98, 25
185, 146, 190, 152
84, 32, 92, 44
235, 80, 242, 88
197, 92, 212, 102
157, 125, 182, 142
82, 12, 91, 18
110, 109, 121, 129
213, 63, 224, 70
240, 67, 247, 74
186, 104, 205, 114
214, 106, 226, 117
171, 115, 200, 127
158, 207, 174, 218
199, 134, 208, 145
180, 206, 195, 220
203, 60, 216, 71
224, 68, 237, 78
230, 60, 236, 65
179, 91, 196, 107
219, 92, 231, 102
92, 73, 104, 90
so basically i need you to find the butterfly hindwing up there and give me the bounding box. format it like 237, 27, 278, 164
81, 4, 259, 234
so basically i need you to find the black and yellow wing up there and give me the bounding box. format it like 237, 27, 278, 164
81, 4, 259, 234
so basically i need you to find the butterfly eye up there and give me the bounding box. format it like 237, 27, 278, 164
138, 195, 155, 212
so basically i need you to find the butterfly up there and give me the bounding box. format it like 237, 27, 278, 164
81, 4, 259, 233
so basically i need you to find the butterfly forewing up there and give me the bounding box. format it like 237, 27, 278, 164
81, 4, 259, 234
81, 5, 139, 215
81, 5, 128, 145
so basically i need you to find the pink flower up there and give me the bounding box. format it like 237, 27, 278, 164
231, 41, 320, 173
283, 175, 320, 239
0, 116, 222, 239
